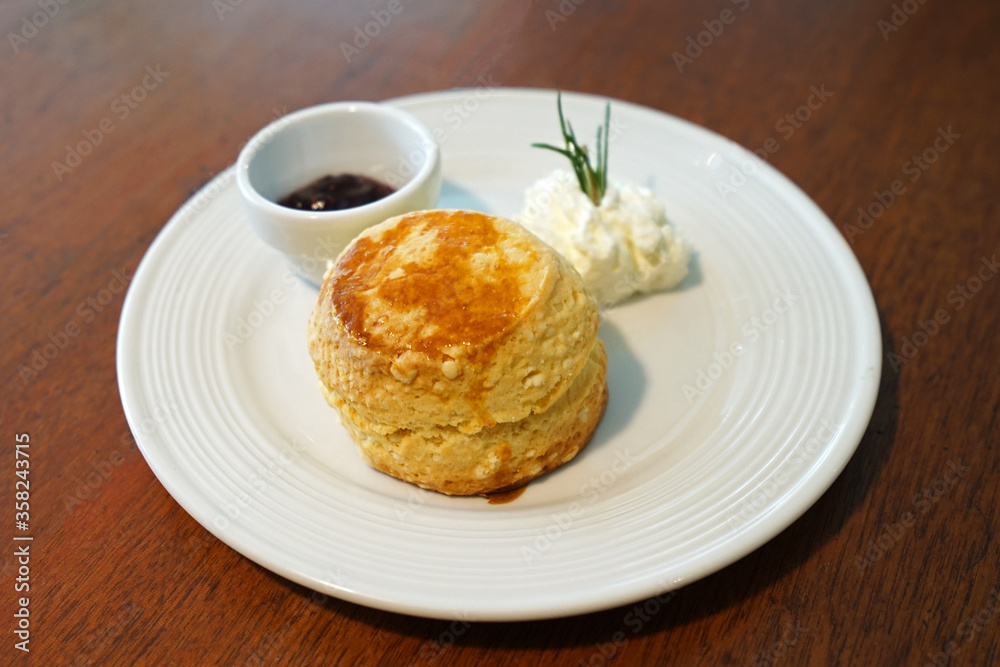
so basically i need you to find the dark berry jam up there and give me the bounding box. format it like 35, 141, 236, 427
277, 173, 395, 211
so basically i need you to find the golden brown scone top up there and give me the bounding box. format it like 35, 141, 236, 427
329, 209, 551, 361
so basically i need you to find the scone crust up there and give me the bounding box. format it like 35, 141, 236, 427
308, 209, 600, 433
324, 341, 609, 495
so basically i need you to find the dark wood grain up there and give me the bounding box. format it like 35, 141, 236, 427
3, 0, 999, 664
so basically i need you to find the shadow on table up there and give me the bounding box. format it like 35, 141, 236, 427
263, 301, 899, 654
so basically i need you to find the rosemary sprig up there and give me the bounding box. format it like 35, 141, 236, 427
532, 92, 611, 206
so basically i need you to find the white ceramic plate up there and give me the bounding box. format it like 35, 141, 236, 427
117, 89, 881, 621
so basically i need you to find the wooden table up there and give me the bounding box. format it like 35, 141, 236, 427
4, 0, 999, 664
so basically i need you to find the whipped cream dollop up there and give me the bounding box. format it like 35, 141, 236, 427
514, 170, 691, 308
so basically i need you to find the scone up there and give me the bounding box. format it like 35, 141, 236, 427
308, 209, 607, 495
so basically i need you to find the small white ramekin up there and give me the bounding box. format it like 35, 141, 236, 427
236, 101, 441, 286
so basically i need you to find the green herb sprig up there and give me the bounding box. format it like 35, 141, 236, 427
532, 92, 611, 206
